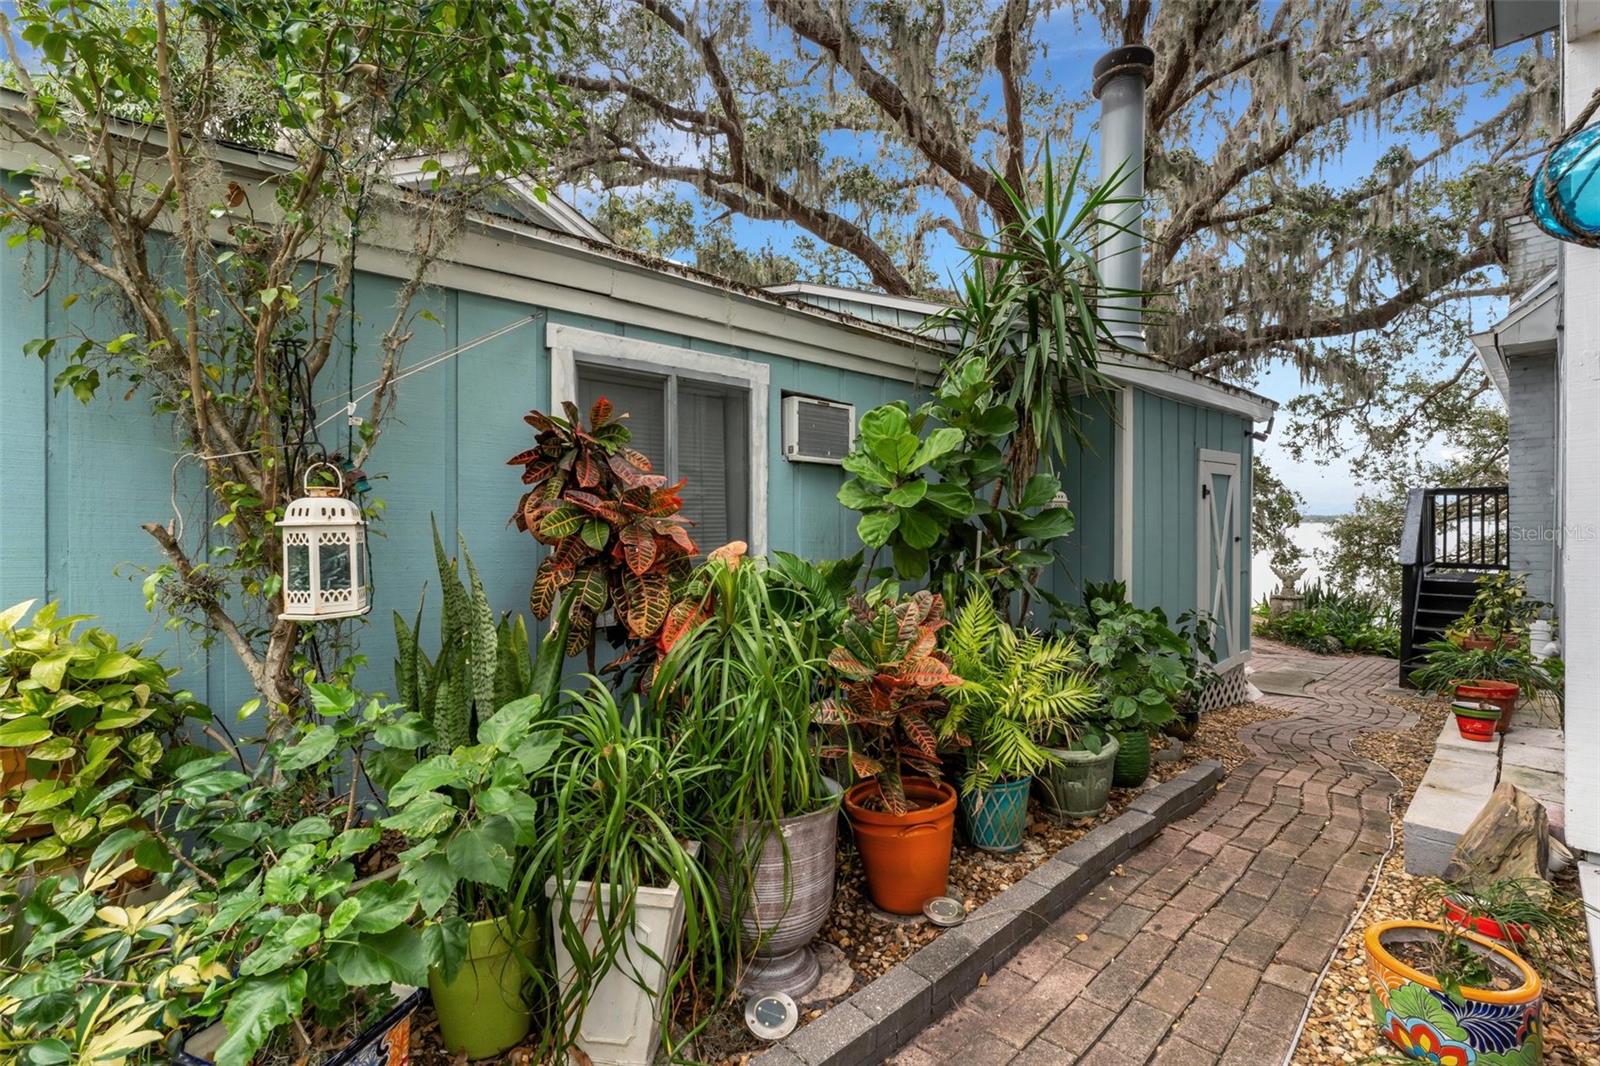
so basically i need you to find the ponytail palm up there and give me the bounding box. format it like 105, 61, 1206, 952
940, 593, 1096, 792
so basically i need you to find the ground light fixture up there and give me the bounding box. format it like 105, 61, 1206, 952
744, 992, 799, 1041
276, 461, 370, 621
923, 896, 966, 927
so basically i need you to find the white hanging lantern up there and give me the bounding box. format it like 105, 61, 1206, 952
277, 462, 369, 621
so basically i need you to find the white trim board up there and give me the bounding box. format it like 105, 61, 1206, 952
546, 324, 770, 557
1115, 386, 1135, 597
1104, 355, 1275, 422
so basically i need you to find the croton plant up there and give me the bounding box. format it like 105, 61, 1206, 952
813, 591, 963, 813
509, 399, 698, 658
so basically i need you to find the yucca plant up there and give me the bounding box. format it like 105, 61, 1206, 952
393, 522, 566, 753
939, 592, 1097, 792
813, 591, 963, 814
931, 144, 1137, 481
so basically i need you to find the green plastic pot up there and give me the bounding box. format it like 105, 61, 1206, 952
428, 914, 539, 1059
1111, 729, 1151, 788
1036, 737, 1119, 821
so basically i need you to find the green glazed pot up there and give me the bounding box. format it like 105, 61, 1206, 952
959, 776, 1033, 852
428, 914, 539, 1060
1111, 729, 1151, 788
1036, 737, 1120, 821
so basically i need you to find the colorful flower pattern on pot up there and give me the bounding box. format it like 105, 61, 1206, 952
1367, 950, 1542, 1065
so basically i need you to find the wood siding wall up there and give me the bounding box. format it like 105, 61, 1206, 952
1131, 390, 1253, 656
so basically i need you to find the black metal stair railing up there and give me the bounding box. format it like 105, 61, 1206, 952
1398, 486, 1510, 682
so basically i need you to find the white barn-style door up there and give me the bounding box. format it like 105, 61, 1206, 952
1197, 449, 1242, 665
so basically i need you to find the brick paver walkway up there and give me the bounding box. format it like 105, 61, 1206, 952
896, 646, 1411, 1065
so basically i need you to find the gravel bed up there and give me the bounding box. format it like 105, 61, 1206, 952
1289, 693, 1600, 1066
406, 700, 1288, 1064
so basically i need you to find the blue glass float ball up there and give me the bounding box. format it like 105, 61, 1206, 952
1534, 124, 1600, 241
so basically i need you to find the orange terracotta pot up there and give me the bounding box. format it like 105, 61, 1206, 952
843, 778, 956, 915
1456, 680, 1520, 734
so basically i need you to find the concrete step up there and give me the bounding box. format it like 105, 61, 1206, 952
1403, 716, 1567, 875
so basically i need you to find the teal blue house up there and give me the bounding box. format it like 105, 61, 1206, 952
0, 168, 1272, 714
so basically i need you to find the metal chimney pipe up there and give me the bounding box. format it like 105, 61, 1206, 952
1092, 45, 1156, 354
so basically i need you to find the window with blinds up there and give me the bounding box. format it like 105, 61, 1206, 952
576, 366, 750, 554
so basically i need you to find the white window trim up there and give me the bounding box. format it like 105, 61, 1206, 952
1197, 448, 1244, 671
547, 323, 769, 557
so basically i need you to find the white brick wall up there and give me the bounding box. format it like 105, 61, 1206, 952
1509, 350, 1558, 605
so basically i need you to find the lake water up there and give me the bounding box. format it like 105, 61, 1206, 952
1250, 519, 1334, 605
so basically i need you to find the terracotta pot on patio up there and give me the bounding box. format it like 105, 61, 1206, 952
2, 746, 61, 843
1455, 680, 1520, 734
1458, 632, 1520, 651
843, 777, 956, 915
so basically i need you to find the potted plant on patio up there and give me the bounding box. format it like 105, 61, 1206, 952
382, 693, 562, 1060
1072, 583, 1187, 788
1409, 640, 1562, 733
649, 547, 842, 998
1449, 572, 1544, 650
1037, 708, 1121, 822
1430, 876, 1588, 966
1363, 919, 1543, 1064
814, 590, 964, 915
537, 681, 720, 1066
939, 592, 1096, 851
1450, 700, 1503, 742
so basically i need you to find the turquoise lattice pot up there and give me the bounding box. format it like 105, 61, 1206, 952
959, 776, 1032, 853
1364, 920, 1543, 1066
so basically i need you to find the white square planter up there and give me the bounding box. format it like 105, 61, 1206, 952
546, 846, 697, 1066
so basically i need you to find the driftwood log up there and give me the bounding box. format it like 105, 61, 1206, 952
1442, 782, 1550, 889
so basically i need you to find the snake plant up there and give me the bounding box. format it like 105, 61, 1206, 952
393, 520, 570, 752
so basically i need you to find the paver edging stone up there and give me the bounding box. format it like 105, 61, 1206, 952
749, 760, 1225, 1066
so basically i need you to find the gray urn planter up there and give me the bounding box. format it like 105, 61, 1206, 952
1036, 737, 1119, 821
727, 792, 841, 998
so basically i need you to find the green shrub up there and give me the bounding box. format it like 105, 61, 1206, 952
1257, 580, 1399, 657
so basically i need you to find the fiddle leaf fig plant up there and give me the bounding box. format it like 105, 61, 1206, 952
812, 591, 963, 813
836, 355, 1076, 617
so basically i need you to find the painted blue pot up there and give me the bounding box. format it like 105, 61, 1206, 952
960, 776, 1033, 853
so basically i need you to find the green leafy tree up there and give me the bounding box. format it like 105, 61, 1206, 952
0, 0, 577, 726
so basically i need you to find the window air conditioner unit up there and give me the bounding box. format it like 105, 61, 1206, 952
783, 395, 855, 464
